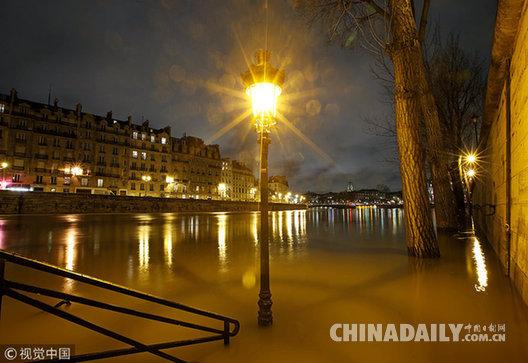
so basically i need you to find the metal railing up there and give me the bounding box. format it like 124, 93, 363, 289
0, 250, 239, 362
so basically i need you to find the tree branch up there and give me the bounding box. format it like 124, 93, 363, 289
418, 0, 430, 43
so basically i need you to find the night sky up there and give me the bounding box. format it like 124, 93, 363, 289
0, 0, 496, 192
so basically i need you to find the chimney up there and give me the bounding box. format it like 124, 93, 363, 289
53, 98, 59, 108
106, 111, 113, 120
127, 115, 132, 125
75, 103, 82, 115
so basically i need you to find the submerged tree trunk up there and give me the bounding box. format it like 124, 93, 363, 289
388, 0, 439, 257
417, 74, 459, 230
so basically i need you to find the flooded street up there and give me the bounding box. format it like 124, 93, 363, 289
1, 208, 527, 362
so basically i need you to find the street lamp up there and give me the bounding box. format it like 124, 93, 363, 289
1, 162, 8, 189
142, 175, 151, 197
242, 49, 285, 326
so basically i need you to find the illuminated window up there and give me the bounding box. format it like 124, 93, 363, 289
132, 150, 138, 159
150, 135, 155, 143
64, 177, 71, 185
97, 179, 104, 187
141, 152, 147, 160
132, 131, 138, 139
141, 133, 146, 140
0, 104, 4, 113
161, 137, 167, 145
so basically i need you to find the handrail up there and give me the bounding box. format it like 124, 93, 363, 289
0, 249, 240, 362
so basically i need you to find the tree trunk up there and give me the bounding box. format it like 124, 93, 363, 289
388, 0, 439, 258
417, 74, 459, 230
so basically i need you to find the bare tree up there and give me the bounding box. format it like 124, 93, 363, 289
295, 0, 441, 257
368, 31, 484, 225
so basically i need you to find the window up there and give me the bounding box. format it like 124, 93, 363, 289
16, 132, 26, 142
149, 184, 154, 191
140, 183, 145, 190
97, 179, 103, 187
64, 177, 71, 185
63, 188, 70, 193
141, 152, 147, 160
160, 184, 165, 191
81, 178, 88, 186
0, 104, 4, 113
161, 137, 167, 145
99, 145, 105, 153
132, 150, 138, 159
12, 174, 21, 182
51, 176, 57, 184
36, 175, 43, 184
141, 133, 146, 141
132, 131, 138, 139
112, 147, 118, 155
131, 182, 136, 190
150, 135, 155, 143
14, 159, 24, 168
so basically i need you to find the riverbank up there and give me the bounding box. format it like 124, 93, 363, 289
0, 191, 305, 215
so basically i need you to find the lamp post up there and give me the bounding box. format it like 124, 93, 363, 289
142, 175, 151, 197
242, 49, 284, 326
458, 152, 478, 225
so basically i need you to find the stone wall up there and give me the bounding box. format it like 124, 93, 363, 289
0, 191, 306, 215
473, 1, 528, 305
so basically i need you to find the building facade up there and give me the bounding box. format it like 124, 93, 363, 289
220, 158, 257, 201
268, 175, 289, 196
473, 0, 528, 305
0, 90, 252, 200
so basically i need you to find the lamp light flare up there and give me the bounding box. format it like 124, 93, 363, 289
466, 168, 476, 178
70, 166, 83, 176
246, 82, 282, 126
466, 153, 477, 164
1, 162, 8, 169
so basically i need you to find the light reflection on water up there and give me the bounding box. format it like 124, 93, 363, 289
472, 236, 488, 292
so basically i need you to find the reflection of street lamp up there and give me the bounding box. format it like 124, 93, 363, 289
242, 49, 285, 327
1, 162, 8, 189
142, 175, 151, 197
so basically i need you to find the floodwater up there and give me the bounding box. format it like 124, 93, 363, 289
0, 208, 527, 362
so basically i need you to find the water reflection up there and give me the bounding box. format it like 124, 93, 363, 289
138, 224, 150, 273
217, 213, 227, 271
164, 221, 173, 268
1, 207, 406, 279
472, 236, 488, 292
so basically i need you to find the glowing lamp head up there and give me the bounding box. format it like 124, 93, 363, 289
218, 183, 227, 192
1, 162, 8, 169
246, 82, 282, 124
70, 166, 83, 176
241, 49, 285, 132
466, 168, 476, 178
166, 176, 174, 184
142, 175, 151, 182
466, 153, 477, 164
